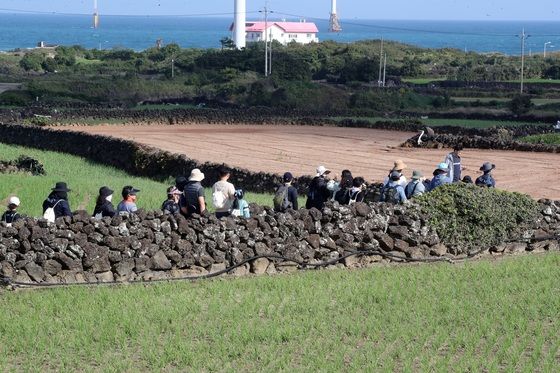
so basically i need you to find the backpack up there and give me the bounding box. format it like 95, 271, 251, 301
348, 190, 360, 205
43, 200, 62, 223
273, 185, 291, 212
383, 186, 400, 204
212, 189, 227, 210
405, 182, 419, 199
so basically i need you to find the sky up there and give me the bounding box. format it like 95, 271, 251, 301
0, 0, 559, 21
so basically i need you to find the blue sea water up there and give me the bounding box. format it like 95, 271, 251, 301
0, 14, 559, 55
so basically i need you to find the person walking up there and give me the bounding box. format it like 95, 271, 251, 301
212, 166, 236, 219
42, 182, 73, 220
117, 186, 140, 214
93, 186, 116, 218
274, 172, 298, 212
476, 162, 496, 188
405, 170, 426, 199
180, 168, 206, 218
162, 186, 181, 215
428, 163, 452, 191
444, 144, 463, 183
380, 171, 407, 204
2, 196, 22, 225
306, 165, 331, 210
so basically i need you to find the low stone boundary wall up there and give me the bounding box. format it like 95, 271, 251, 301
1, 200, 558, 286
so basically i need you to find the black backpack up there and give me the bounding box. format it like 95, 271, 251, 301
383, 186, 400, 204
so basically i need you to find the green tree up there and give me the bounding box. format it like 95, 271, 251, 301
508, 95, 533, 116
19, 53, 44, 71
220, 37, 235, 51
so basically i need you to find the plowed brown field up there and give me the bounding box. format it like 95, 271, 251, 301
63, 124, 560, 199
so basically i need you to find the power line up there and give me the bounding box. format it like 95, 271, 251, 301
0, 8, 259, 18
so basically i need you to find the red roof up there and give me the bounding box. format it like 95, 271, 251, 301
230, 21, 319, 33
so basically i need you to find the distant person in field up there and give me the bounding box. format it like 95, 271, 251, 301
212, 166, 236, 219
444, 144, 463, 183
380, 171, 407, 204
231, 189, 250, 218
428, 163, 452, 191
306, 165, 331, 210
2, 196, 22, 225
180, 168, 206, 217
554, 120, 560, 132
162, 186, 181, 215
405, 170, 426, 199
93, 186, 116, 218
42, 182, 73, 219
117, 186, 140, 214
475, 162, 496, 188
274, 172, 298, 212
383, 160, 408, 187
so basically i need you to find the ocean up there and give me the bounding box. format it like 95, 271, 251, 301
0, 13, 559, 55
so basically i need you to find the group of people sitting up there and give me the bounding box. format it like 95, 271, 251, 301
304, 144, 496, 207
2, 147, 496, 226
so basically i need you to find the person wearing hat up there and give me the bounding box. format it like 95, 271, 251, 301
428, 163, 452, 192
306, 165, 332, 210
93, 186, 116, 218
405, 170, 426, 199
274, 172, 299, 212
42, 182, 73, 219
475, 162, 496, 188
180, 168, 207, 217
117, 185, 140, 214
162, 186, 182, 215
2, 196, 23, 225
444, 144, 463, 183
175, 176, 188, 193
380, 171, 407, 204
383, 160, 408, 188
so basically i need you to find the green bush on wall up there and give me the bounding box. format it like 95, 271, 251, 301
418, 183, 539, 253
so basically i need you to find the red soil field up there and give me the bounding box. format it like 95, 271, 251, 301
63, 124, 560, 200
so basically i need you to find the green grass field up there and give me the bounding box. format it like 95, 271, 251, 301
332, 116, 541, 129
452, 97, 560, 106
0, 144, 295, 216
520, 133, 560, 145
0, 253, 558, 371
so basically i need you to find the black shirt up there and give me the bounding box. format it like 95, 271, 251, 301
179, 182, 205, 216
93, 200, 117, 218
306, 176, 330, 210
162, 199, 180, 215
2, 210, 21, 224
42, 195, 73, 219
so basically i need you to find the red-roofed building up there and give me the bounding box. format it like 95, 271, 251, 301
229, 21, 319, 45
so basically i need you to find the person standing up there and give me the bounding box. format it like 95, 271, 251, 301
274, 172, 298, 212
117, 186, 140, 214
444, 144, 463, 183
383, 160, 408, 187
306, 165, 331, 210
180, 168, 207, 218
42, 182, 73, 219
212, 166, 236, 219
93, 186, 116, 218
428, 163, 452, 191
405, 170, 426, 199
2, 196, 22, 225
475, 162, 496, 188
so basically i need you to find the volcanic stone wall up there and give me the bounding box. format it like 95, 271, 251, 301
1, 200, 558, 285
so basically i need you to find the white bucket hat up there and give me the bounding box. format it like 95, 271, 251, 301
8, 196, 20, 207
188, 168, 205, 182
316, 165, 331, 177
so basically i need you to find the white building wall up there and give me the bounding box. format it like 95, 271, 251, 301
246, 25, 318, 45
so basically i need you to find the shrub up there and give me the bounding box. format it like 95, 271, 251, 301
508, 94, 533, 116
417, 183, 539, 253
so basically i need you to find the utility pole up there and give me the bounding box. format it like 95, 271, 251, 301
260, 3, 272, 77
378, 37, 384, 87
383, 53, 387, 87
171, 58, 175, 78
268, 29, 273, 75
519, 28, 530, 94
544, 41, 552, 58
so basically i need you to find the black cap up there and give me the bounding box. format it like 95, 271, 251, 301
283, 172, 293, 182
99, 186, 114, 197
122, 185, 140, 198
175, 176, 188, 192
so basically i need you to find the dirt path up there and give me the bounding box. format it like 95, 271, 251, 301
62, 124, 560, 200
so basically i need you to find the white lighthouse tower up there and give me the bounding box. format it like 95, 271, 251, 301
233, 0, 247, 49
329, 0, 342, 32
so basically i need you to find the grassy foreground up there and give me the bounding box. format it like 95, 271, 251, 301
520, 133, 560, 145
0, 144, 294, 216
0, 253, 559, 371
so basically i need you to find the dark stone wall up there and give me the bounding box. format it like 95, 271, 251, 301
1, 200, 558, 285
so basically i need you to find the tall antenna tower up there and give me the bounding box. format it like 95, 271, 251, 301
329, 0, 342, 32
93, 0, 100, 29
